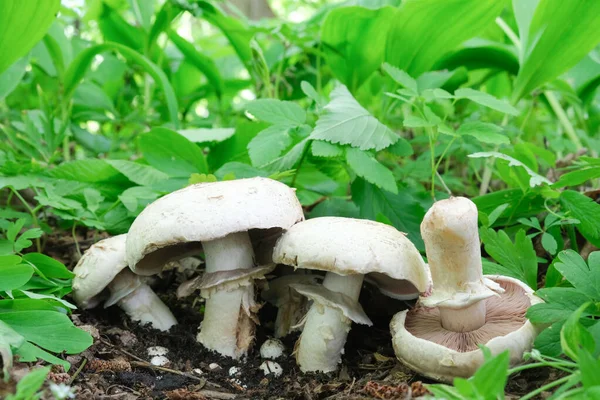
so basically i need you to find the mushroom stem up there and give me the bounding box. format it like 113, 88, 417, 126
116, 283, 178, 331
197, 231, 256, 358
439, 302, 486, 332
296, 272, 364, 372
274, 297, 305, 338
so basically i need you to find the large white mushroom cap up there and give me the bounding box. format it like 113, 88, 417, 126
390, 275, 543, 382
126, 177, 304, 275
272, 217, 430, 293
72, 234, 129, 308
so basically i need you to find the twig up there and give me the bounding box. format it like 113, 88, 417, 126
130, 361, 206, 384
68, 358, 87, 385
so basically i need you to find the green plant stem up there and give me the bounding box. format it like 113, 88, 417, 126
508, 361, 577, 375
519, 373, 577, 400
10, 188, 42, 252
496, 17, 521, 50
479, 114, 510, 195
290, 141, 312, 188
72, 222, 81, 259
567, 224, 579, 252
545, 91, 584, 150
60, 100, 71, 162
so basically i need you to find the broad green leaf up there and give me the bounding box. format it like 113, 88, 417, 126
403, 115, 434, 128
455, 88, 519, 116
0, 310, 92, 354
322, 7, 395, 91
73, 81, 115, 113
310, 198, 360, 219
138, 128, 208, 177
0, 256, 33, 292
14, 341, 69, 371
552, 166, 600, 188
535, 320, 564, 356
512, 0, 600, 101
0, 56, 29, 100
310, 85, 398, 151
311, 141, 344, 158
384, 0, 507, 77
351, 179, 425, 249
0, 0, 60, 74
98, 2, 145, 52
471, 350, 510, 397
579, 348, 600, 389
247, 125, 293, 167
264, 138, 311, 174
208, 121, 268, 170
541, 232, 557, 255
167, 30, 224, 98
457, 121, 509, 145
246, 100, 306, 126
386, 138, 413, 156
469, 152, 551, 187
346, 147, 398, 194
435, 42, 520, 75
71, 125, 112, 155
19, 291, 76, 311
480, 228, 538, 289
560, 191, 600, 247
561, 302, 595, 361
106, 160, 169, 186
63, 42, 180, 128
128, 0, 154, 31
48, 159, 126, 183
21, 253, 74, 279
178, 128, 236, 143
118, 187, 160, 212
553, 250, 600, 300
83, 188, 104, 213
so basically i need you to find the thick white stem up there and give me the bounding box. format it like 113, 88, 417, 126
296, 272, 364, 372
274, 296, 306, 338
439, 301, 486, 332
117, 283, 177, 331
196, 231, 255, 358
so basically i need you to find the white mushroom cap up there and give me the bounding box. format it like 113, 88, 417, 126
390, 275, 543, 382
272, 217, 430, 293
72, 235, 128, 308
126, 177, 304, 276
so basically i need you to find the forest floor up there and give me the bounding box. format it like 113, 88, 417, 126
4, 232, 558, 399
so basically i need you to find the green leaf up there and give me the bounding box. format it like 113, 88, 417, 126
0, 0, 60, 74
386, 138, 413, 156
246, 99, 306, 126
403, 115, 435, 128
83, 188, 104, 213
311, 141, 344, 158
552, 166, 600, 188
309, 198, 360, 219
455, 88, 519, 116
105, 160, 169, 186
63, 42, 180, 128
0, 310, 92, 354
553, 250, 600, 300
471, 350, 510, 398
138, 128, 208, 177
73, 82, 115, 112
541, 232, 558, 255
469, 152, 551, 187
21, 253, 74, 279
167, 29, 224, 98
310, 85, 398, 151
119, 186, 160, 212
351, 179, 425, 250
457, 121, 509, 145
247, 125, 293, 167
384, 0, 507, 77
48, 159, 125, 183
512, 0, 600, 101
178, 128, 236, 144
0, 256, 33, 292
14, 341, 69, 372
479, 228, 538, 289
426, 384, 463, 399
579, 348, 600, 389
346, 147, 397, 194
535, 320, 565, 356
561, 302, 595, 361
0, 55, 29, 100
383, 63, 418, 94
5, 366, 50, 400
560, 191, 600, 247
322, 7, 395, 91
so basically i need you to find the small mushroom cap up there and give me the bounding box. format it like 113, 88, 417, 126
72, 235, 128, 309
261, 274, 320, 306
126, 177, 304, 276
272, 217, 430, 293
364, 272, 420, 300
290, 284, 372, 325
390, 275, 543, 382
198, 264, 275, 298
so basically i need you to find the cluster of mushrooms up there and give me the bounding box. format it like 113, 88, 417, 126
72, 177, 542, 382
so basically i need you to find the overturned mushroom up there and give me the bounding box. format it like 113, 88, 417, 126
272, 217, 430, 372
126, 177, 304, 358
72, 235, 177, 331
390, 197, 542, 382
261, 271, 320, 338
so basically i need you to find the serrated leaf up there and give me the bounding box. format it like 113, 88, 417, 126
455, 88, 518, 115
83, 188, 103, 213
386, 138, 413, 156
346, 148, 397, 194
383, 63, 418, 94
178, 128, 235, 143
246, 99, 306, 125
552, 167, 600, 188
469, 152, 551, 187
247, 125, 293, 167
560, 191, 600, 247
553, 250, 600, 300
310, 85, 398, 151
457, 121, 509, 145
311, 141, 344, 158
105, 160, 169, 186
403, 115, 434, 128
561, 302, 595, 361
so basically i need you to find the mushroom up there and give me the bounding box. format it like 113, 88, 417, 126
272, 217, 430, 372
261, 270, 320, 338
125, 177, 304, 358
72, 235, 177, 331
390, 197, 542, 382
